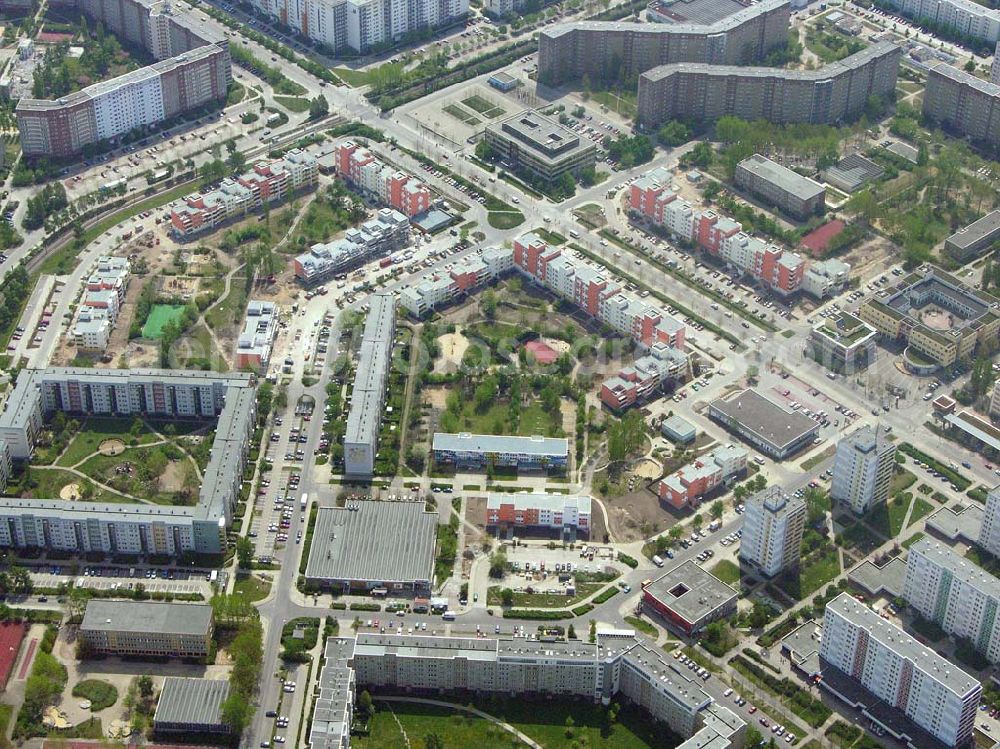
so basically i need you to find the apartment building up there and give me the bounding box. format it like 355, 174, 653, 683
979, 485, 1000, 557
71, 256, 131, 352
820, 593, 981, 748
484, 110, 597, 183
537, 0, 791, 86
0, 441, 10, 495
294, 209, 410, 287
171, 150, 318, 236
802, 257, 852, 299
485, 493, 591, 537
738, 485, 805, 577
432, 433, 569, 472
657, 445, 748, 509
344, 294, 395, 477
79, 601, 213, 658
17, 44, 229, 157
399, 246, 513, 317
235, 300, 279, 373
904, 538, 1000, 664
0, 368, 255, 556
599, 343, 690, 410
923, 62, 1000, 147
831, 425, 896, 514
808, 311, 878, 373
880, 0, 1000, 43
734, 154, 826, 220
249, 0, 469, 54
333, 141, 431, 217
993, 40, 1000, 83
637, 43, 901, 130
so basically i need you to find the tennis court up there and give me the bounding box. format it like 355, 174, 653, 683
142, 304, 187, 339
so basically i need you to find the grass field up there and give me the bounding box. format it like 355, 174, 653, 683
462, 94, 506, 118
908, 497, 934, 527
274, 96, 311, 112
22, 468, 130, 504
57, 418, 158, 467
332, 67, 371, 87
71, 679, 118, 711
797, 549, 841, 598
902, 531, 925, 549
443, 103, 480, 126
234, 574, 271, 602
487, 583, 603, 609
710, 559, 740, 585
142, 304, 187, 339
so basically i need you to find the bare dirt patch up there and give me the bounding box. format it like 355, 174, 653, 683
59, 483, 82, 500
158, 460, 190, 494
603, 488, 677, 543
633, 458, 663, 480
98, 439, 125, 456
435, 331, 471, 373
424, 385, 450, 410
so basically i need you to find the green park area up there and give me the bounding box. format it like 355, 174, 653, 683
141, 304, 188, 339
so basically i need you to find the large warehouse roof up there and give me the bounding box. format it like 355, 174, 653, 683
153, 677, 230, 728
710, 389, 818, 452
305, 501, 437, 585
80, 601, 213, 636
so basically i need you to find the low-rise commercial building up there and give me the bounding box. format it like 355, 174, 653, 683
637, 43, 901, 131
739, 486, 805, 577
734, 154, 826, 220
153, 677, 231, 735
660, 414, 697, 444
821, 153, 885, 193
923, 62, 1000, 148
708, 388, 820, 459
80, 600, 214, 657
303, 501, 437, 592
641, 560, 738, 635
801, 258, 852, 299
945, 210, 1000, 263
808, 311, 878, 373
657, 445, 748, 509
294, 209, 410, 287
235, 300, 279, 373
820, 593, 981, 748
485, 493, 591, 537
333, 141, 432, 217
432, 432, 569, 472
484, 110, 597, 183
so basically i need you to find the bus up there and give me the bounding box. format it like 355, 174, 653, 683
300, 493, 309, 511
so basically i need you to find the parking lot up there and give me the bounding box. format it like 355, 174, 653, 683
29, 566, 220, 598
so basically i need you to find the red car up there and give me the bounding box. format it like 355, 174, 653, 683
760, 719, 770, 728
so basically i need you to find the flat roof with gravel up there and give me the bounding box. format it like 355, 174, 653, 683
80, 600, 213, 636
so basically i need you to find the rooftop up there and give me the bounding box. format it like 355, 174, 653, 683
433, 432, 569, 457
710, 389, 819, 452
304, 501, 437, 584
644, 560, 738, 624
153, 677, 230, 729
812, 311, 877, 346
945, 210, 1000, 251
80, 600, 213, 636
488, 110, 596, 165
736, 154, 826, 200
485, 493, 592, 514
646, 0, 750, 25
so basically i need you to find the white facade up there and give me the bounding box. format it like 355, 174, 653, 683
91, 68, 166, 141
883, 0, 1000, 42
738, 486, 805, 577
979, 485, 1000, 557
830, 425, 896, 514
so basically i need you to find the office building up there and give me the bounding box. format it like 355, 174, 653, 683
641, 560, 739, 635
923, 62, 1000, 148
343, 294, 395, 477
154, 678, 231, 735
904, 538, 1000, 664
734, 154, 826, 220
235, 300, 279, 373
657, 445, 748, 509
637, 43, 901, 131
249, 0, 469, 54
171, 150, 318, 236
739, 486, 805, 577
432, 432, 569, 472
859, 264, 1000, 370
18, 43, 229, 158
708, 388, 820, 459
80, 601, 214, 657
294, 209, 410, 287
333, 141, 432, 217
808, 312, 878, 373
945, 210, 1000, 263
0, 368, 256, 556
484, 110, 597, 183
304, 501, 437, 591
979, 485, 1000, 556
821, 593, 981, 748
537, 0, 791, 86
485, 493, 591, 537
878, 0, 1000, 44
399, 246, 513, 317
831, 425, 896, 514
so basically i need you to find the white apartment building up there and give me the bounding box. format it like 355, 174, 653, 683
821, 593, 981, 748
0, 440, 11, 494
980, 485, 1000, 557
830, 424, 897, 514
738, 485, 805, 577
883, 0, 1000, 42
400, 246, 513, 317
72, 255, 131, 352
904, 538, 1000, 663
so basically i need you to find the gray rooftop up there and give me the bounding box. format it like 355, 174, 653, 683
909, 537, 1000, 600
304, 501, 437, 585
344, 293, 395, 448
543, 0, 787, 37
644, 560, 738, 624
433, 432, 569, 457
946, 210, 1000, 251
647, 0, 749, 24
153, 677, 230, 728
710, 389, 819, 451
80, 600, 213, 636
487, 110, 596, 166
736, 154, 826, 200
929, 60, 1000, 99
747, 485, 803, 519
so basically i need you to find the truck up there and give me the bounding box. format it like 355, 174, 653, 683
300, 493, 309, 511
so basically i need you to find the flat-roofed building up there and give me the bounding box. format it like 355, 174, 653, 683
808, 311, 878, 373
80, 600, 213, 657
821, 592, 981, 748
980, 485, 1000, 557
485, 493, 591, 537
641, 560, 738, 635
734, 154, 826, 220
309, 637, 356, 749
294, 209, 410, 287
0, 440, 10, 494
235, 300, 279, 373
945, 210, 1000, 263
924, 62, 1000, 148
657, 445, 747, 509
708, 388, 820, 459
432, 432, 569, 472
831, 425, 896, 515
485, 110, 597, 183
739, 486, 805, 577
304, 501, 437, 592
153, 677, 231, 735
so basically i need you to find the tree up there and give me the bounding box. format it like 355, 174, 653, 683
236, 537, 254, 570
489, 549, 507, 578
309, 95, 329, 120
137, 675, 154, 702
475, 139, 494, 161
710, 500, 723, 520
500, 588, 514, 607
425, 734, 445, 749
657, 120, 691, 147
357, 689, 374, 718
965, 59, 976, 72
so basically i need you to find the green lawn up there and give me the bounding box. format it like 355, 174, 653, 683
590, 88, 637, 118
233, 574, 271, 603
76, 445, 199, 505
624, 615, 658, 637
487, 211, 526, 230
797, 549, 841, 598
142, 304, 187, 339
204, 278, 248, 332
902, 531, 925, 549
869, 494, 911, 538
57, 418, 158, 467
800, 445, 836, 471
444, 397, 562, 439
20, 468, 131, 504
908, 497, 934, 527
71, 679, 118, 711
710, 559, 740, 585
332, 67, 372, 87
487, 583, 604, 609
274, 95, 310, 112
838, 521, 884, 554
